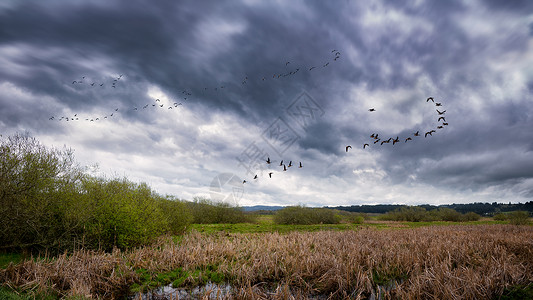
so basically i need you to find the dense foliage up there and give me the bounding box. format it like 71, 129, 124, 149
187, 197, 255, 224
0, 133, 192, 252
378, 206, 482, 222
274, 205, 341, 225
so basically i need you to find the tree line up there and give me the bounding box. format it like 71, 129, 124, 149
329, 202, 533, 216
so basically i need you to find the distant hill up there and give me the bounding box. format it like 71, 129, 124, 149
242, 205, 284, 212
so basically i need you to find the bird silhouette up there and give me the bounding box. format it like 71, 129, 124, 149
414, 131, 420, 137
427, 97, 434, 102
283, 165, 287, 171
405, 137, 412, 142
269, 172, 273, 178
299, 162, 303, 168
442, 122, 449, 126
363, 143, 369, 149
436, 109, 446, 115
438, 117, 446, 122
279, 160, 283, 166
266, 157, 271, 164
392, 137, 400, 145
346, 145, 352, 152
288, 161, 293, 167
323, 62, 329, 67
253, 175, 258, 179
243, 180, 247, 184
369, 108, 376, 112
435, 103, 442, 106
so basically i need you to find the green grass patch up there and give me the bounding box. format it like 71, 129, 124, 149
0, 252, 23, 269
131, 264, 227, 293
0, 286, 86, 300
499, 283, 533, 300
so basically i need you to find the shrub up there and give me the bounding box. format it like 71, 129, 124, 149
156, 195, 193, 234
508, 211, 530, 225
0, 133, 193, 252
494, 213, 508, 221
462, 211, 481, 221
0, 133, 84, 251
273, 206, 340, 225
380, 206, 430, 222
435, 207, 462, 222
187, 197, 252, 224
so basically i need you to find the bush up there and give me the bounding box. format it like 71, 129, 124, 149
187, 197, 252, 224
462, 211, 481, 221
435, 208, 462, 222
0, 133, 84, 251
380, 206, 430, 222
274, 206, 340, 225
0, 133, 193, 252
508, 211, 530, 225
494, 213, 508, 221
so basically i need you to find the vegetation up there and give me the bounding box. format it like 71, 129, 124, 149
331, 201, 533, 215
379, 206, 482, 222
186, 197, 255, 224
0, 133, 192, 253
1, 225, 532, 299
273, 205, 341, 225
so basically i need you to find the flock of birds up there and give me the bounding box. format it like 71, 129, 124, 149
49, 50, 342, 123
48, 49, 450, 186
242, 157, 304, 184
345, 97, 449, 152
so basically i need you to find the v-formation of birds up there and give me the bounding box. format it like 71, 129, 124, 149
346, 97, 449, 152
49, 50, 342, 122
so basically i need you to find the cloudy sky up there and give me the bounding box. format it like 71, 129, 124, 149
1, 0, 533, 207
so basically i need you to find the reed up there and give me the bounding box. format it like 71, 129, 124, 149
1, 225, 532, 299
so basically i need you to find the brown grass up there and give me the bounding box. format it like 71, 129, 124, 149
2, 224, 533, 299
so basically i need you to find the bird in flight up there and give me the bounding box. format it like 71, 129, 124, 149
414, 131, 420, 137
283, 165, 287, 171
346, 145, 352, 152
392, 137, 400, 145
269, 172, 273, 178
436, 109, 446, 115
435, 103, 442, 106
288, 161, 293, 167
279, 160, 283, 166
266, 157, 271, 164
299, 162, 303, 168
438, 117, 446, 122
323, 62, 329, 67
427, 97, 434, 102
363, 144, 369, 149
309, 66, 316, 71
253, 175, 258, 179
405, 137, 412, 142
243, 180, 247, 184
369, 108, 376, 112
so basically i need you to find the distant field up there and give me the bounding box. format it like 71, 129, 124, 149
1, 221, 532, 299
189, 214, 508, 234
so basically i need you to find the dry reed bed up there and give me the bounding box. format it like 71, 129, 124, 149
1, 225, 533, 299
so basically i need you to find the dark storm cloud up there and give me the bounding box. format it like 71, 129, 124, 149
1, 0, 533, 204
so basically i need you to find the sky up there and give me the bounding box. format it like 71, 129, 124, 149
1, 0, 533, 207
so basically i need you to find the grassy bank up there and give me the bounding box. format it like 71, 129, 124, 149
1, 224, 533, 299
